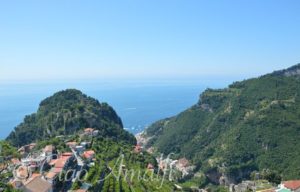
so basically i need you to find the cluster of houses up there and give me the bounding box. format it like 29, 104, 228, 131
230, 180, 300, 192
3, 128, 99, 192
276, 180, 300, 192
5, 128, 300, 192
260, 180, 300, 192
133, 143, 195, 175
156, 155, 195, 179
134, 136, 196, 179
133, 143, 197, 179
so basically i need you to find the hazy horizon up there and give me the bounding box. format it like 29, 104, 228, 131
0, 81, 209, 140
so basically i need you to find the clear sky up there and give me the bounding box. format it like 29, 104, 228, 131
0, 0, 300, 82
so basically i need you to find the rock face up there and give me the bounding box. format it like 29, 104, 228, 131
144, 64, 300, 182
7, 89, 136, 146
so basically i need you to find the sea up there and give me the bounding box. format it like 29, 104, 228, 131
0, 80, 228, 140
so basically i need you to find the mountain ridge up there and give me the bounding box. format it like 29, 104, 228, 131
270, 63, 300, 77
144, 64, 300, 185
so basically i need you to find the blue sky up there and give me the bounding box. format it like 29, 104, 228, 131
0, 0, 300, 82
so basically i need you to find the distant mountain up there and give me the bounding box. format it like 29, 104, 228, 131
6, 89, 136, 146
144, 64, 300, 183
271, 63, 300, 77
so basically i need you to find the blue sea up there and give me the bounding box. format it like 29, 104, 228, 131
0, 80, 228, 139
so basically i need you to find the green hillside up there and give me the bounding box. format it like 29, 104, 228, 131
2, 90, 176, 191
81, 138, 176, 191
6, 89, 135, 146
145, 64, 300, 183
31, 136, 176, 191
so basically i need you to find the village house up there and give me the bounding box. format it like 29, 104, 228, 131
45, 166, 62, 187
158, 160, 167, 170
45, 171, 59, 186
11, 172, 52, 192
277, 180, 300, 192
18, 143, 36, 156
157, 157, 173, 171
230, 180, 256, 192
82, 150, 95, 162
80, 141, 91, 149
47, 153, 74, 174
92, 130, 99, 136
15, 165, 29, 180
55, 152, 74, 170
84, 128, 94, 136
21, 152, 47, 172
44, 152, 75, 189
75, 145, 84, 154
10, 158, 21, 166
174, 158, 195, 177
43, 145, 55, 162
23, 174, 52, 192
177, 158, 189, 167
43, 145, 55, 157
83, 128, 99, 136
66, 141, 77, 149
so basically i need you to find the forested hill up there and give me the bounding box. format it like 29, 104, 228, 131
145, 63, 300, 182
6, 89, 136, 146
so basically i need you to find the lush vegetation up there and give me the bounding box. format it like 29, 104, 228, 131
0, 141, 20, 191
145, 64, 300, 184
0, 141, 19, 159
2, 89, 177, 191
6, 89, 136, 146
71, 137, 176, 191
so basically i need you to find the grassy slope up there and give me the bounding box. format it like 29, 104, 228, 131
145, 64, 300, 182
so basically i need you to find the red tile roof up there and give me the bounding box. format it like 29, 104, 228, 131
51, 167, 63, 173
62, 152, 73, 156
83, 150, 95, 159
46, 171, 58, 179
283, 180, 300, 190
84, 128, 94, 133
85, 150, 95, 154
62, 153, 72, 160
31, 173, 41, 179
178, 158, 189, 167
24, 176, 52, 192
49, 159, 57, 166
11, 158, 20, 165
53, 153, 72, 168
54, 158, 69, 168
22, 173, 41, 185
